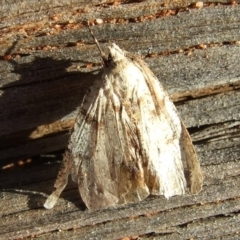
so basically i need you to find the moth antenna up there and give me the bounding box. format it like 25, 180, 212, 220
87, 21, 108, 66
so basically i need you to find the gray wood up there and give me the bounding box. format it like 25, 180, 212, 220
0, 0, 240, 239
1, 86, 239, 161
1, 163, 240, 239
1, 3, 240, 147
0, 91, 240, 160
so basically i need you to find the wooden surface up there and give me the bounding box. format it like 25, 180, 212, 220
0, 0, 240, 239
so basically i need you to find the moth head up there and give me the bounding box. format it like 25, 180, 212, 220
107, 43, 125, 64
87, 24, 125, 67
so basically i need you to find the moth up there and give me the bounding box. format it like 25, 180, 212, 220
44, 31, 203, 211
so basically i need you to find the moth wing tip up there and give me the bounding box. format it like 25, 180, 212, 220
43, 193, 59, 209
189, 175, 203, 195
191, 184, 203, 195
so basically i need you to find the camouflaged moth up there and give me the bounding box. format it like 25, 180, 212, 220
44, 30, 203, 211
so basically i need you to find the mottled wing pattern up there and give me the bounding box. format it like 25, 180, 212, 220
44, 44, 202, 211
130, 55, 203, 196
69, 69, 151, 210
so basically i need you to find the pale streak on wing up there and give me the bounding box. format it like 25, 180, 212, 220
130, 55, 203, 195
71, 75, 151, 210
44, 79, 105, 209
43, 150, 73, 209
126, 58, 186, 198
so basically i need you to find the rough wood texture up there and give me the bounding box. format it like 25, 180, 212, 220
0, 0, 240, 239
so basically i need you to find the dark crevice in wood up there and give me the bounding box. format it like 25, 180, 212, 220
174, 86, 240, 103
189, 119, 240, 137
146, 41, 240, 60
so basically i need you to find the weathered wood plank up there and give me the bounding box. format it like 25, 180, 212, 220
0, 3, 240, 162
1, 133, 240, 238
0, 133, 70, 163
35, 199, 240, 240
140, 213, 240, 240
178, 90, 240, 127
1, 1, 240, 239
2, 5, 240, 86
1, 171, 240, 239
1, 87, 239, 161
1, 3, 240, 86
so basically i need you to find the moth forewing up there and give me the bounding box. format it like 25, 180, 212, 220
129, 55, 203, 195
179, 123, 203, 194
44, 43, 203, 211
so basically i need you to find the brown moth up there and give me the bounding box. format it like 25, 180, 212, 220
44, 33, 203, 211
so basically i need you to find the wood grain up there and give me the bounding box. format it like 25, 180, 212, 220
0, 0, 240, 239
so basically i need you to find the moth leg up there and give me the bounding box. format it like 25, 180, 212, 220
44, 150, 73, 209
